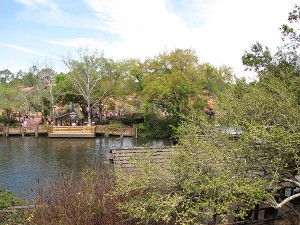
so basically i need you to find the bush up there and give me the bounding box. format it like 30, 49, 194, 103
30, 166, 135, 225
0, 189, 24, 210
143, 113, 179, 139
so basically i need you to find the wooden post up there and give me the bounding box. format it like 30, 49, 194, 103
264, 207, 278, 225
35, 126, 38, 137
21, 126, 25, 137
105, 127, 109, 137
120, 128, 123, 138
5, 125, 9, 137
135, 126, 138, 139
253, 204, 259, 221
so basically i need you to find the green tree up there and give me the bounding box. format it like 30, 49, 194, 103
54, 72, 85, 106
21, 66, 40, 87
242, 4, 300, 102
141, 48, 232, 138
0, 69, 14, 84
219, 75, 300, 208
0, 84, 25, 124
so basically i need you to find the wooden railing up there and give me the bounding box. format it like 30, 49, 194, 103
48, 126, 95, 134
0, 125, 48, 137
95, 125, 134, 137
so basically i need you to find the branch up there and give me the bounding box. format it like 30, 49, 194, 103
282, 178, 300, 188
274, 193, 300, 209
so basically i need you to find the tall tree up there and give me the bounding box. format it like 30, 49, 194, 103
63, 48, 111, 125
0, 69, 14, 84
141, 48, 232, 138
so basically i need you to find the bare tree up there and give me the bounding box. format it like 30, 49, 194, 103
63, 48, 110, 125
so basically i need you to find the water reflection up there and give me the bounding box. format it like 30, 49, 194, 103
0, 137, 169, 200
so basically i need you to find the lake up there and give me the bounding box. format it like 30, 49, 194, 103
0, 136, 169, 200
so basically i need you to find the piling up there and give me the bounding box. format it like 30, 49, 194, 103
35, 126, 38, 137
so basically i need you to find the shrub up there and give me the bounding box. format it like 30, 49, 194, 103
30, 166, 135, 225
0, 189, 24, 210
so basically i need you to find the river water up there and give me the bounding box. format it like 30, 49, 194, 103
0, 136, 169, 200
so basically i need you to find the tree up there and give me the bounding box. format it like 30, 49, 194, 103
21, 66, 40, 87
38, 67, 57, 123
0, 69, 14, 84
0, 84, 25, 124
63, 48, 111, 125
54, 72, 85, 106
242, 4, 300, 102
141, 48, 232, 138
218, 75, 300, 209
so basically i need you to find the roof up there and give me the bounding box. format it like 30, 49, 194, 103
55, 110, 84, 121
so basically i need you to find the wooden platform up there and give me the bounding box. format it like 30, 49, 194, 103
106, 147, 173, 169
48, 126, 96, 138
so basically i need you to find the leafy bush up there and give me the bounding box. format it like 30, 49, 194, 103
143, 112, 179, 139
0, 189, 24, 210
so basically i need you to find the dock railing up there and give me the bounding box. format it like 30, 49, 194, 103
48, 126, 95, 134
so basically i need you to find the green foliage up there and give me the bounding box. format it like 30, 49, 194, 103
54, 72, 84, 105
0, 84, 25, 124
143, 111, 178, 139
0, 189, 24, 210
111, 111, 273, 224
140, 48, 232, 138
219, 75, 300, 193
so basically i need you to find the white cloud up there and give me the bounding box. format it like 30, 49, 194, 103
47, 38, 109, 49
17, 0, 297, 79
1, 43, 61, 60
15, 0, 57, 10
84, 0, 188, 58
83, 0, 297, 78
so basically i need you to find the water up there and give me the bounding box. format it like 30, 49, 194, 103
0, 136, 169, 200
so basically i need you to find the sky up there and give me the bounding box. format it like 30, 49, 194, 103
0, 0, 297, 80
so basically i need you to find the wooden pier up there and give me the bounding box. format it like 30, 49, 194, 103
0, 124, 135, 138
0, 125, 48, 137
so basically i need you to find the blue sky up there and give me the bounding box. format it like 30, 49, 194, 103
0, 0, 297, 80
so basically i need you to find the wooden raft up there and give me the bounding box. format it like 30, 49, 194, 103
107, 147, 173, 169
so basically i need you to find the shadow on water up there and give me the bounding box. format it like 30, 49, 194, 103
0, 136, 170, 200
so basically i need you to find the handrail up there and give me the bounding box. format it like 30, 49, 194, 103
49, 126, 95, 134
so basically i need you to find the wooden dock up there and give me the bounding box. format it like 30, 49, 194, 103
95, 125, 135, 137
48, 126, 96, 138
0, 124, 135, 138
0, 125, 48, 137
